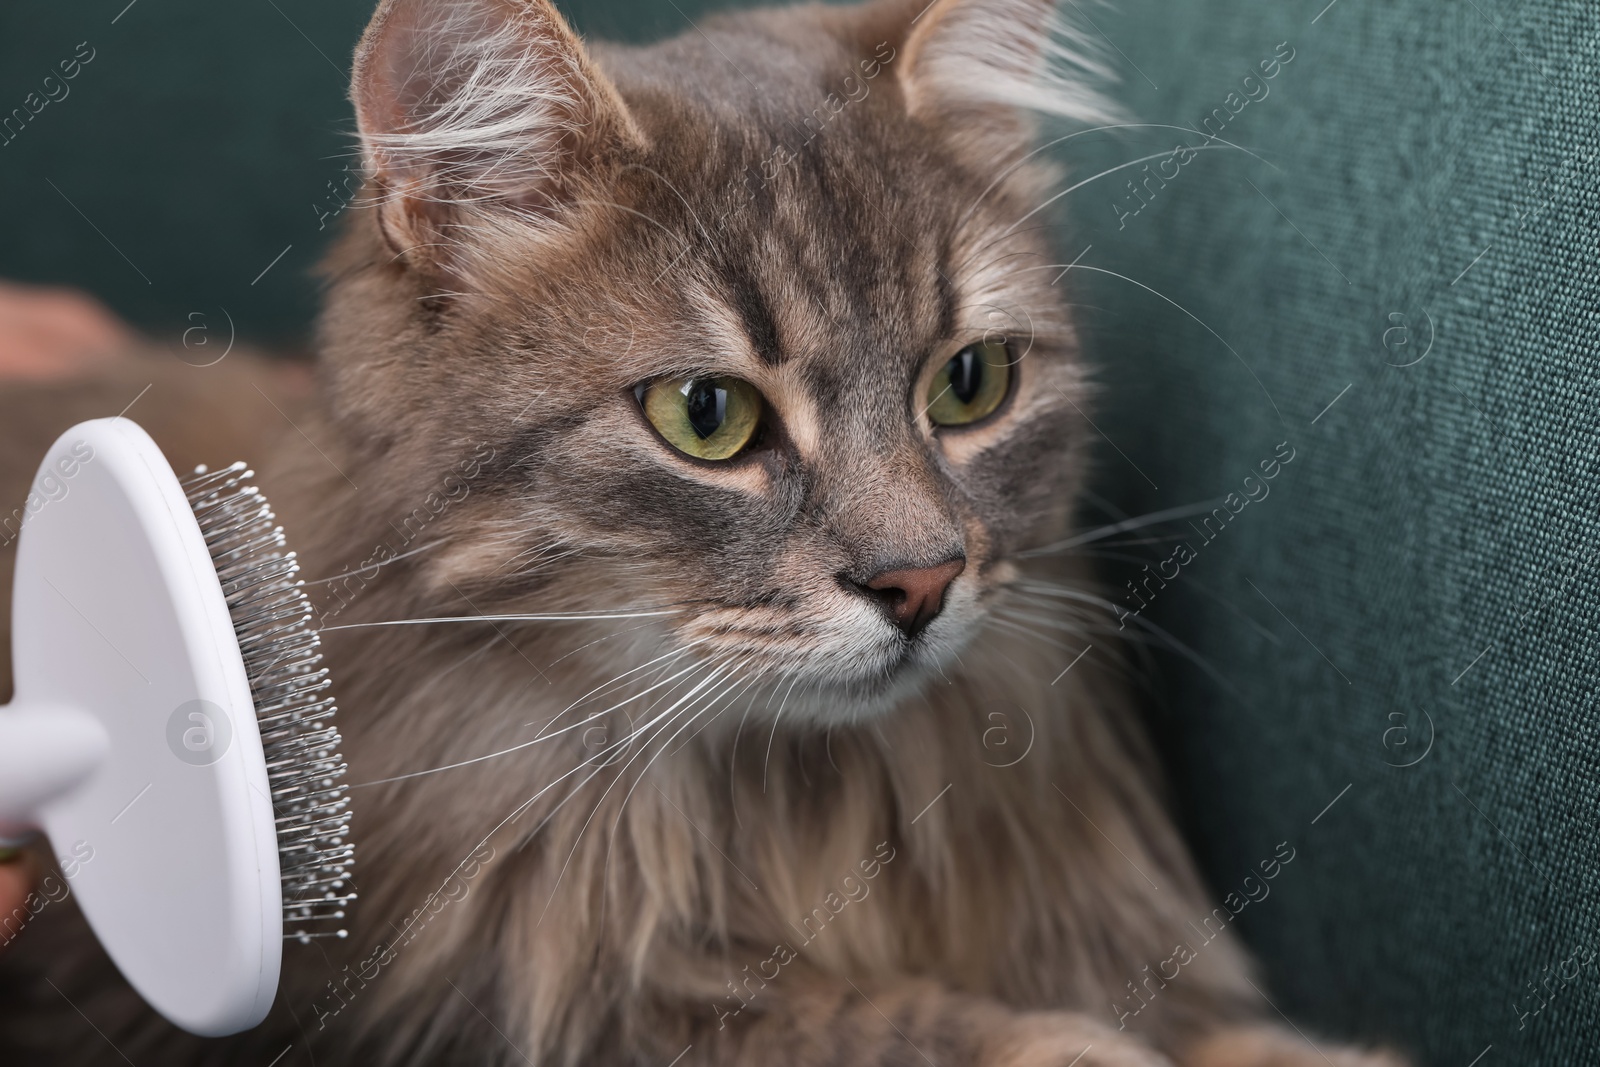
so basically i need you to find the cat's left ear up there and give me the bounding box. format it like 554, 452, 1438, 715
351, 0, 643, 271
887, 0, 1122, 152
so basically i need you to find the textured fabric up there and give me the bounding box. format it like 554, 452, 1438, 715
1070, 1, 1600, 1061
4, 0, 1598, 1062
0, 1, 747, 341
0, 2, 375, 342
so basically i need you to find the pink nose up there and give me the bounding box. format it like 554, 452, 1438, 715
862, 558, 966, 636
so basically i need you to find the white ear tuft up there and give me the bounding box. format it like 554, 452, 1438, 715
351, 0, 638, 265
900, 0, 1125, 130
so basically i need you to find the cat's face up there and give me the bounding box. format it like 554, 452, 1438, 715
326, 0, 1112, 723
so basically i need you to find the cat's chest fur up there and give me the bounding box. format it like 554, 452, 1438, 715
283, 568, 1250, 1059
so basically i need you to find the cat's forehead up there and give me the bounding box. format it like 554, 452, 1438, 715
583, 52, 1030, 377
599, 15, 1003, 236
597, 11, 878, 123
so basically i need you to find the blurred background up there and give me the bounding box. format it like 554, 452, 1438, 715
0, 0, 762, 347
4, 1, 1599, 1063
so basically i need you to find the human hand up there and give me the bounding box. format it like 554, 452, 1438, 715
0, 846, 37, 952
0, 280, 134, 382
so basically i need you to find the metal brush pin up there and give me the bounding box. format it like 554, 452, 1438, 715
185, 462, 355, 941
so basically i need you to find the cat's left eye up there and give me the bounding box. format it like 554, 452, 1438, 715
925, 341, 1012, 427
638, 376, 765, 461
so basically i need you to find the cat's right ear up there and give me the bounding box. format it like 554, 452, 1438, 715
351, 0, 642, 274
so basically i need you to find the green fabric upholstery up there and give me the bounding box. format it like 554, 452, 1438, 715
0, 2, 370, 342
4, 0, 1596, 1062
1069, 1, 1600, 1061
0, 0, 738, 342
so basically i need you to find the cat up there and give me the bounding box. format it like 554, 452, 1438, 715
0, 0, 1412, 1064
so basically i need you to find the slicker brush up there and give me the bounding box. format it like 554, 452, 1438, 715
185, 462, 355, 941
0, 417, 356, 1035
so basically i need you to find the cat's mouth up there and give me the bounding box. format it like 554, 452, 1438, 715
675, 578, 985, 724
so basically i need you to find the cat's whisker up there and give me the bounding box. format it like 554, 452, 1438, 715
1003, 145, 1236, 236
490, 526, 566, 569
1007, 600, 1109, 631
1007, 605, 1106, 639
954, 121, 1279, 231
545, 684, 715, 844
1003, 577, 1123, 623
351, 643, 710, 788
1040, 262, 1288, 427
386, 657, 722, 919
348, 721, 588, 789
319, 608, 683, 632
728, 667, 787, 829
438, 661, 732, 922
590, 666, 763, 919
955, 248, 1045, 288
953, 243, 1068, 289
951, 224, 1102, 286
987, 613, 1075, 652
535, 655, 734, 810
1070, 536, 1195, 552
1011, 582, 1106, 605
1009, 585, 1242, 698
669, 670, 761, 758
617, 667, 758, 833
997, 584, 1211, 690
537, 653, 709, 745
534, 659, 746, 925
537, 630, 713, 713
300, 538, 450, 587
1020, 500, 1224, 557
533, 640, 714, 739
992, 598, 1094, 630
513, 656, 723, 852
1011, 581, 1120, 613
543, 618, 677, 669
429, 630, 504, 685
759, 671, 811, 795
1020, 563, 1287, 651
999, 592, 1101, 626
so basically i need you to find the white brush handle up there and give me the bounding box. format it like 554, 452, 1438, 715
0, 702, 109, 843
7, 418, 281, 1036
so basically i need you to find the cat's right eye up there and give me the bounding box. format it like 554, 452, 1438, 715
637, 376, 765, 461
925, 341, 1012, 428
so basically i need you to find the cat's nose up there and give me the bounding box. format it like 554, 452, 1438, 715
858, 558, 966, 637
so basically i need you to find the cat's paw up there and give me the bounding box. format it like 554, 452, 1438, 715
983, 1012, 1176, 1067
1182, 1027, 1408, 1067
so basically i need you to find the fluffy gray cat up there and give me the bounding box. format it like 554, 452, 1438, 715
0, 1, 1409, 1065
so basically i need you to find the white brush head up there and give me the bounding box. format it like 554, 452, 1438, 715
6, 418, 353, 1036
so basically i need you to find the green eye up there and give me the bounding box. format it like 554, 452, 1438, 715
640, 376, 764, 461
925, 341, 1012, 427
